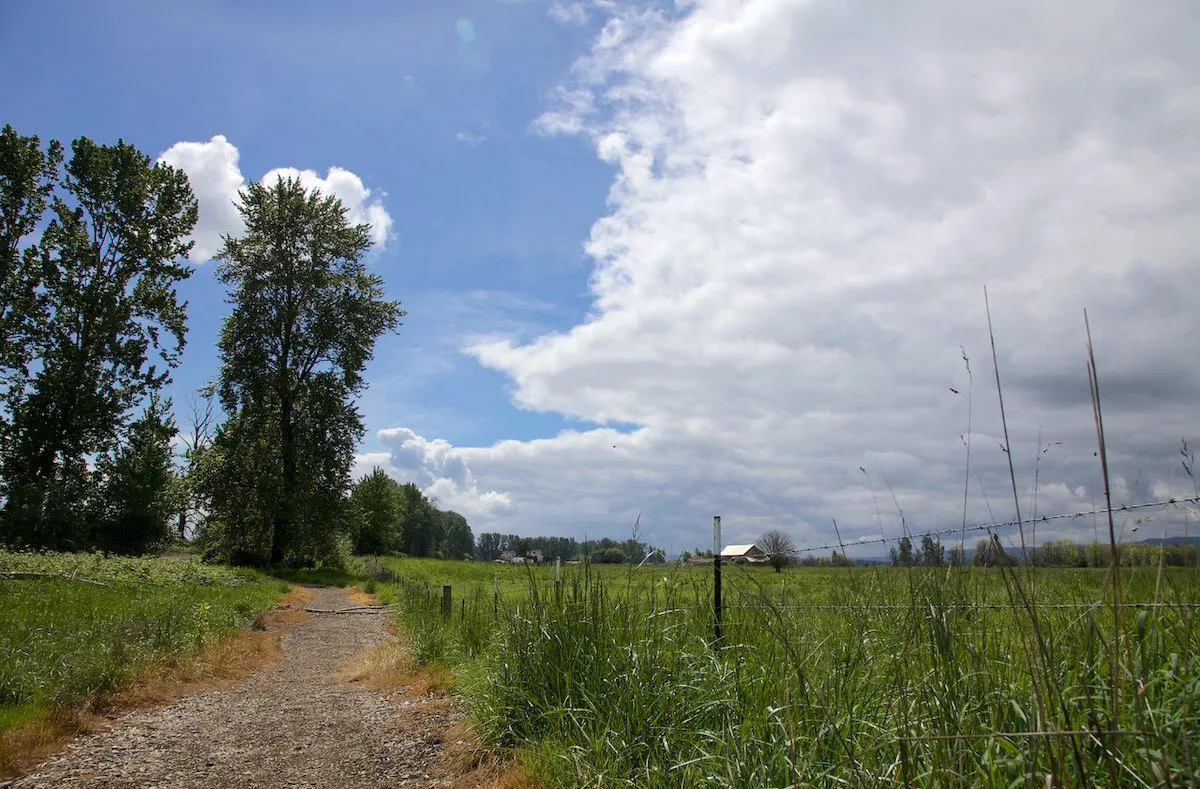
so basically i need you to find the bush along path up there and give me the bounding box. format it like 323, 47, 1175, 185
10, 586, 465, 788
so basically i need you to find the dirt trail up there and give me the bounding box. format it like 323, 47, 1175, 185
12, 586, 462, 788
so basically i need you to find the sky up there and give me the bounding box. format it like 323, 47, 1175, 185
2, 0, 1197, 557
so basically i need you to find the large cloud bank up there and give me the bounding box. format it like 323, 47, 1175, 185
371, 0, 1199, 551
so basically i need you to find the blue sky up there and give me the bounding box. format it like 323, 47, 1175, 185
3, 1, 1197, 555
1, 0, 610, 448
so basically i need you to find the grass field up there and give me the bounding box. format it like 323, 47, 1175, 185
374, 556, 1200, 786
0, 551, 288, 734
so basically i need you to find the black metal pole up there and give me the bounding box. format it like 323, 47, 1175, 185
713, 515, 722, 647
714, 553, 722, 645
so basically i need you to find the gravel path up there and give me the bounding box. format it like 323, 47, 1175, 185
12, 587, 462, 789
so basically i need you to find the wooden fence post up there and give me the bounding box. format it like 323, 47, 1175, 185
441, 585, 452, 621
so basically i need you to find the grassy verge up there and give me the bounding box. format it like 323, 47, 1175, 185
0, 549, 290, 775
375, 557, 1200, 786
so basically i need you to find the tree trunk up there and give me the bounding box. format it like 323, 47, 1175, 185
272, 393, 296, 564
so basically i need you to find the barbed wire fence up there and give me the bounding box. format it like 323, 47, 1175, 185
706, 496, 1200, 626
436, 497, 1200, 630
783, 496, 1200, 557
722, 602, 1200, 611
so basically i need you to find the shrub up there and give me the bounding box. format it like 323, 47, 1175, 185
361, 556, 396, 583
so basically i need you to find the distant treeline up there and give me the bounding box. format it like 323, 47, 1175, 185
880, 535, 1200, 568
970, 538, 1200, 568
351, 477, 667, 564
349, 468, 474, 560
475, 532, 665, 564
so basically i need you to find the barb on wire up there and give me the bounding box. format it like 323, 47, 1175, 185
790, 497, 1200, 556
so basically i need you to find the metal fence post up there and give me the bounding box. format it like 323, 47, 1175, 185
713, 514, 722, 647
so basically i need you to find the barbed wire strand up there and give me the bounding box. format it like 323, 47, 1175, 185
722, 602, 1200, 611
786, 496, 1200, 556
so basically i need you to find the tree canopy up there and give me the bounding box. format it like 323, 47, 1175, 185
758, 529, 796, 573
348, 467, 402, 555
198, 177, 402, 566
344, 467, 475, 560
0, 126, 197, 553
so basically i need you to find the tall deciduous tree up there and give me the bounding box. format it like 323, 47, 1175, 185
890, 535, 915, 567
0, 134, 196, 549
396, 482, 436, 557
475, 532, 507, 561
0, 125, 62, 401
176, 385, 216, 541
349, 467, 401, 555
918, 534, 944, 567
191, 408, 281, 565
93, 394, 179, 554
209, 177, 402, 566
437, 510, 474, 560
758, 529, 796, 573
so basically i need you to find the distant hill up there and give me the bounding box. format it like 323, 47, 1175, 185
1136, 536, 1200, 547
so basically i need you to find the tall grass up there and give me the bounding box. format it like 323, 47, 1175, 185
383, 558, 1199, 786
0, 550, 286, 730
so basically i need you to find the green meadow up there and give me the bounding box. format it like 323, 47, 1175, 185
375, 556, 1200, 787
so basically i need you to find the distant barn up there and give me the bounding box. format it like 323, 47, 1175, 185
720, 544, 766, 562
685, 544, 768, 566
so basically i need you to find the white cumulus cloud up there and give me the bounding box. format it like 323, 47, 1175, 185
157, 136, 393, 261
380, 0, 1200, 553
157, 135, 246, 262
362, 428, 514, 520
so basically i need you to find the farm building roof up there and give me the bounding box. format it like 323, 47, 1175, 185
720, 544, 764, 557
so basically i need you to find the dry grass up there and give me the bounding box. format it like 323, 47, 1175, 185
105, 585, 312, 711
0, 710, 96, 780
449, 764, 539, 789
263, 584, 314, 628
335, 640, 415, 690
0, 585, 310, 779
334, 615, 454, 698
334, 639, 456, 697
346, 587, 381, 607
443, 721, 538, 789
410, 665, 455, 697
